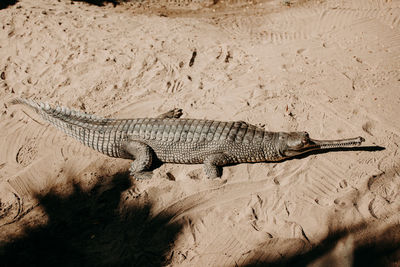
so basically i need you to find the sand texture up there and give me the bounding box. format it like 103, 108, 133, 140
0, 0, 400, 266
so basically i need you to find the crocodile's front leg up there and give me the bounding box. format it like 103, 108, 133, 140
203, 153, 230, 179
122, 140, 154, 180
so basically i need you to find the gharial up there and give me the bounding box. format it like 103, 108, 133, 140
12, 98, 365, 179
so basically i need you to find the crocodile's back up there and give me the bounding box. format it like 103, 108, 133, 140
126, 118, 277, 164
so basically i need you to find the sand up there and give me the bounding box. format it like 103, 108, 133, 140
0, 0, 399, 266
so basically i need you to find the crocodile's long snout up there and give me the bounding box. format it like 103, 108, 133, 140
310, 136, 365, 149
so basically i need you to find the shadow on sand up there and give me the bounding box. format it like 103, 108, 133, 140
71, 0, 122, 7
0, 171, 182, 266
0, 0, 18, 10
243, 215, 400, 267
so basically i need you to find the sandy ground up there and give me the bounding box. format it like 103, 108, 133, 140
0, 0, 399, 266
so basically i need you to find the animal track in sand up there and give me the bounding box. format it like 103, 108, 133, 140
0, 200, 20, 226
0, 187, 21, 227
293, 158, 353, 208
366, 167, 400, 219
219, 3, 400, 48
166, 79, 185, 94
15, 139, 38, 167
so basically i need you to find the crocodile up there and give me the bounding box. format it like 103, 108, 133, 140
12, 98, 365, 179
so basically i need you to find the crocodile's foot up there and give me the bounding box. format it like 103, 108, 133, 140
130, 171, 154, 181
157, 108, 183, 119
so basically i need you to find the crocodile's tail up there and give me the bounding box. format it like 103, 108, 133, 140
11, 98, 125, 157
11, 98, 106, 123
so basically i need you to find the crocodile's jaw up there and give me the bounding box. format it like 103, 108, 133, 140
310, 136, 365, 149
279, 132, 365, 158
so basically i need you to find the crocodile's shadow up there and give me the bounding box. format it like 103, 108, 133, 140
201, 145, 385, 175
0, 171, 182, 266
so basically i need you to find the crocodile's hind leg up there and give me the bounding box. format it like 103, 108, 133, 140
121, 141, 154, 180
157, 108, 183, 119
203, 153, 230, 179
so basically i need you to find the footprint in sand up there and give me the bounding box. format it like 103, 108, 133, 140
0, 184, 22, 227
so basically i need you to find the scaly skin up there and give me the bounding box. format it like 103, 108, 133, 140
12, 98, 365, 179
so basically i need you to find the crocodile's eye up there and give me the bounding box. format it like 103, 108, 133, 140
302, 132, 310, 144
